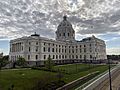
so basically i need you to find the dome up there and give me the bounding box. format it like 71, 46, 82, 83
31, 32, 40, 37
58, 15, 74, 28
56, 15, 75, 41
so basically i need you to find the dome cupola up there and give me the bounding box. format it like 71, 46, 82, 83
56, 15, 75, 41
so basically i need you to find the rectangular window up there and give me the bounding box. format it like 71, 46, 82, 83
52, 48, 54, 52
80, 55, 82, 58
48, 47, 50, 52
56, 55, 58, 59
53, 55, 55, 59
56, 48, 58, 52
44, 55, 46, 59
59, 49, 61, 53
59, 55, 61, 59
36, 46, 38, 52
28, 55, 30, 60
36, 55, 38, 60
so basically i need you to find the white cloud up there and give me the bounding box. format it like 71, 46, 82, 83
0, 0, 120, 55
107, 47, 120, 55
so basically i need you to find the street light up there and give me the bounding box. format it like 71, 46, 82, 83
108, 59, 112, 90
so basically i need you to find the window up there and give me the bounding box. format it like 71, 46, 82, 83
22, 46, 23, 51
29, 47, 30, 52
44, 42, 46, 45
48, 43, 50, 46
65, 49, 66, 53
90, 44, 91, 47
59, 49, 61, 53
36, 46, 38, 52
59, 55, 61, 59
56, 55, 58, 59
80, 55, 82, 58
72, 50, 74, 53
80, 45, 81, 48
84, 45, 86, 47
72, 55, 74, 59
29, 42, 31, 45
60, 34, 61, 36
68, 33, 69, 36
63, 33, 65, 36
65, 55, 67, 59
53, 55, 55, 59
62, 55, 64, 59
43, 47, 45, 52
69, 50, 71, 53
36, 55, 38, 60
76, 55, 78, 59
90, 55, 92, 59
48, 47, 50, 52
62, 49, 64, 53
44, 55, 46, 59
36, 42, 38, 45
52, 48, 54, 52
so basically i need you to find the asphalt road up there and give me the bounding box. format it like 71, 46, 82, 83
94, 69, 120, 90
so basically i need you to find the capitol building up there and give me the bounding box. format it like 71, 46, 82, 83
9, 16, 107, 66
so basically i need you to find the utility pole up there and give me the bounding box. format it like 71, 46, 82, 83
108, 59, 112, 90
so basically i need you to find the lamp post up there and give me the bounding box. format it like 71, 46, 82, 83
108, 59, 112, 90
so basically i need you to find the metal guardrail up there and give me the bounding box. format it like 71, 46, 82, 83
75, 64, 120, 90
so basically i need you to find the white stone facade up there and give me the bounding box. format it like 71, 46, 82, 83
9, 16, 107, 65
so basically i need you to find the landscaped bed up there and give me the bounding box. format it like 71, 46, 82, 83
0, 64, 115, 90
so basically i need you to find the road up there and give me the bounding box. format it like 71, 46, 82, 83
94, 69, 120, 90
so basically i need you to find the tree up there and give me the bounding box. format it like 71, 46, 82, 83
16, 57, 26, 67
0, 55, 9, 70
45, 56, 54, 71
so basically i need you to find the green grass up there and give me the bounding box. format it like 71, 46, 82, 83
0, 69, 57, 90
55, 64, 111, 83
0, 64, 115, 90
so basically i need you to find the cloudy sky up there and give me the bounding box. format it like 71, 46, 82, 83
0, 0, 120, 55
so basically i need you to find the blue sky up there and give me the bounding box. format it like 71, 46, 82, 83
0, 0, 120, 55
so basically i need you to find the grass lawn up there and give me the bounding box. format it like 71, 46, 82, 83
54, 64, 112, 83
0, 64, 115, 90
0, 69, 57, 90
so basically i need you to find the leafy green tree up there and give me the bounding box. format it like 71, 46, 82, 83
45, 56, 54, 71
0, 55, 9, 70
16, 57, 26, 67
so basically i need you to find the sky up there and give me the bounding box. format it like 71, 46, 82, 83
0, 0, 120, 55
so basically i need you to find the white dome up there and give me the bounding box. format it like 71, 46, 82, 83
56, 16, 75, 41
